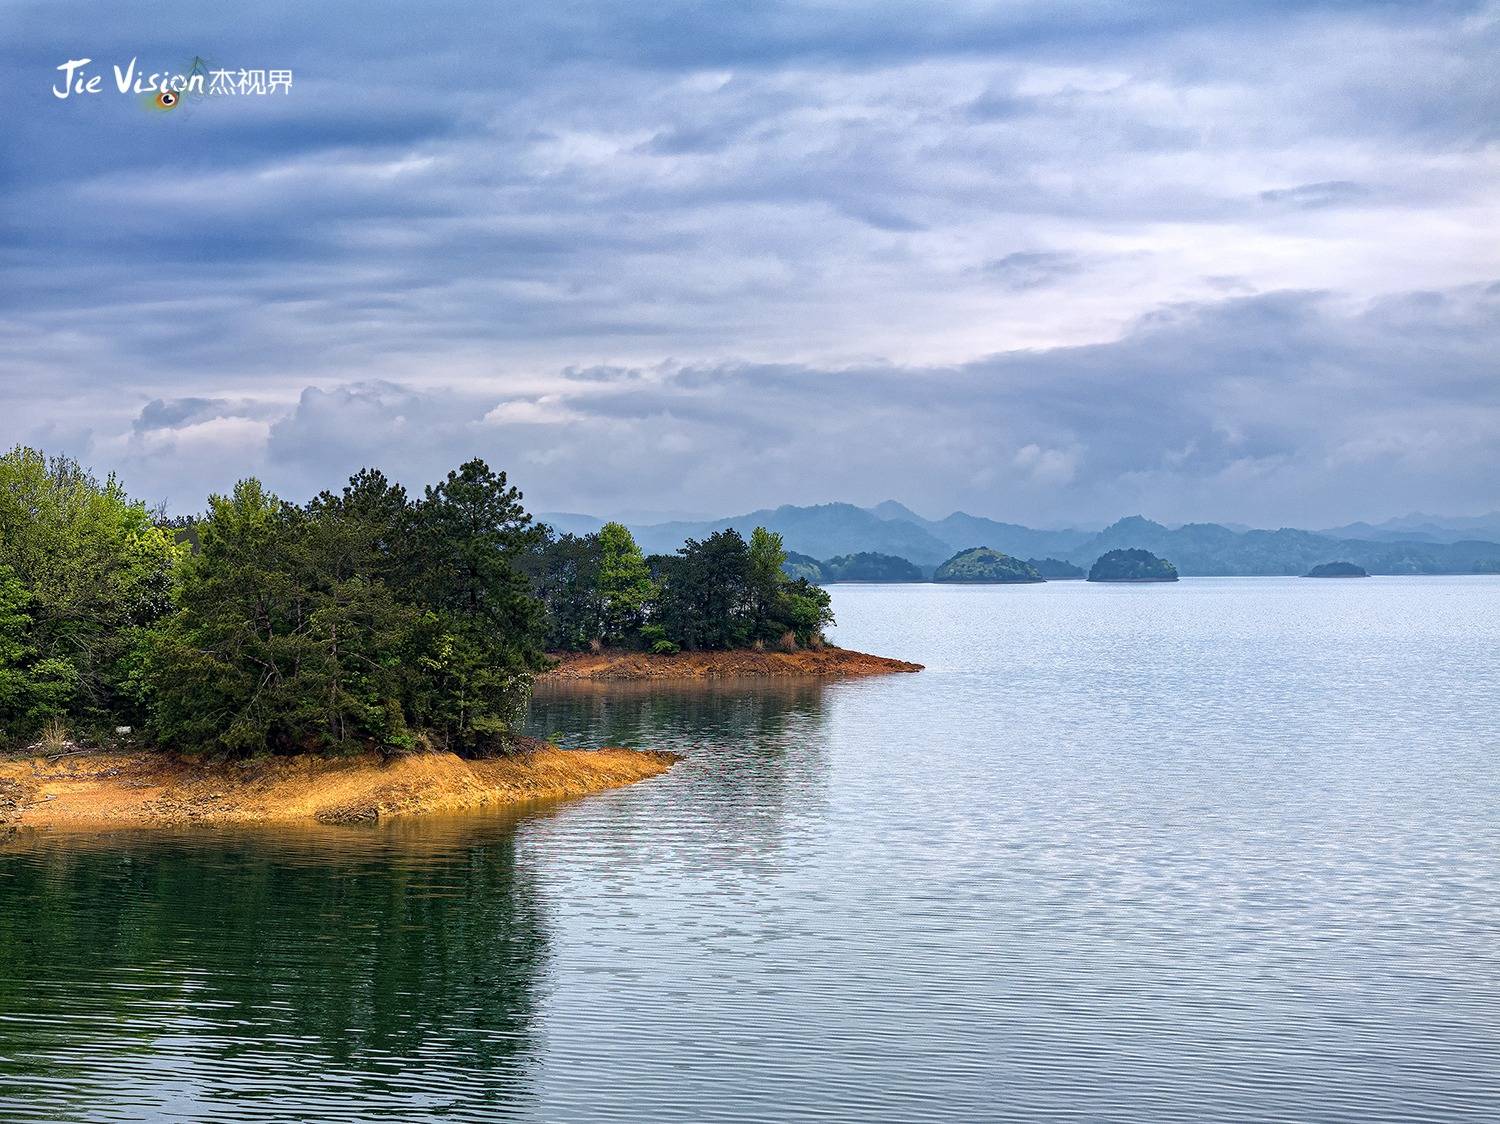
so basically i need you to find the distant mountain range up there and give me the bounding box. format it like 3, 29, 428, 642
1316, 511, 1500, 545
537, 504, 1500, 577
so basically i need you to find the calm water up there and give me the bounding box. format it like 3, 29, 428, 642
2, 578, 1498, 1122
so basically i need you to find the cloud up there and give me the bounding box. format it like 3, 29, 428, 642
982, 251, 1084, 290
1013, 443, 1081, 486
1259, 181, 1373, 208
1, 1, 1497, 526
62, 283, 1499, 530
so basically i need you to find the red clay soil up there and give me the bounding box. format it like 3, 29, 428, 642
539, 646, 923, 682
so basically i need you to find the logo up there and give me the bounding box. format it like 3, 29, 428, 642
53, 57, 293, 112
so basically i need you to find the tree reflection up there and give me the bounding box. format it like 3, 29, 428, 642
0, 819, 550, 1121
528, 679, 836, 861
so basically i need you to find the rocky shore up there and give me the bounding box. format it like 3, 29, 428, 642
539, 646, 924, 682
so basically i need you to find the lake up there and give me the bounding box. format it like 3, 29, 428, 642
2, 577, 1497, 1121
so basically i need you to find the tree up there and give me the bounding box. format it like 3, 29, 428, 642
0, 446, 180, 739
524, 532, 605, 651
145, 479, 318, 752
647, 526, 835, 652
747, 527, 788, 642
596, 522, 655, 646
407, 460, 548, 749
298, 469, 424, 747
775, 577, 834, 647
142, 461, 552, 757
0, 565, 78, 740
653, 530, 752, 650
146, 473, 422, 755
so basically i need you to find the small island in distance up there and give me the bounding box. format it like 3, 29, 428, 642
1027, 557, 1086, 579
1306, 561, 1369, 577
821, 551, 924, 583
1087, 548, 1180, 583
933, 547, 1045, 583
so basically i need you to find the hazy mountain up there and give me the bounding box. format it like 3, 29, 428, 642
924, 512, 1092, 559
625, 502, 956, 564
1318, 512, 1500, 544
1060, 517, 1500, 576
548, 502, 1500, 577
867, 501, 1093, 558
537, 511, 607, 537
868, 500, 925, 523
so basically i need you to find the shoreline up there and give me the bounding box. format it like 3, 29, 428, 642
539, 646, 924, 682
0, 741, 677, 832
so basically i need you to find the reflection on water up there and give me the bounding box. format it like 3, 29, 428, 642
530, 676, 832, 752
0, 819, 551, 1122
2, 579, 1499, 1122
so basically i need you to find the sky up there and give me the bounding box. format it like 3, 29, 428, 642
3, 1, 1497, 527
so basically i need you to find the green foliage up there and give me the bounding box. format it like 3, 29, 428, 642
748, 527, 790, 639
143, 461, 548, 757
821, 551, 923, 582
777, 577, 835, 646
1086, 548, 1179, 582
3, 446, 839, 754
651, 530, 753, 650
933, 547, 1045, 583
405, 461, 548, 751
0, 446, 181, 741
0, 565, 79, 738
780, 551, 826, 584
528, 524, 834, 653
647, 528, 832, 650
145, 480, 316, 752
525, 532, 604, 650
1026, 557, 1086, 579
597, 522, 656, 645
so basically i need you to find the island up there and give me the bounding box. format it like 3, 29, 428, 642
933, 547, 1045, 583
1306, 561, 1369, 578
1027, 556, 1086, 579
1087, 548, 1179, 582
781, 550, 826, 584
820, 551, 924, 582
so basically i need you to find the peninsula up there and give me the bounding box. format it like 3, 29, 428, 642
0, 739, 676, 831
0, 447, 919, 830
542, 646, 922, 682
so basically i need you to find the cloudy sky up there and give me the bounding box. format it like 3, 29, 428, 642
4, 1, 1497, 526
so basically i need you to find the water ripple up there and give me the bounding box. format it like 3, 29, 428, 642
1, 577, 1497, 1121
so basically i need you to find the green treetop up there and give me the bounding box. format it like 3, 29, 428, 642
0, 446, 181, 739
597, 522, 656, 646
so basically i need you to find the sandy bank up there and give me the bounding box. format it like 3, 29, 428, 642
0, 740, 677, 831
539, 646, 923, 682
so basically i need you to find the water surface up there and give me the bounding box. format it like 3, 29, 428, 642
3, 578, 1498, 1121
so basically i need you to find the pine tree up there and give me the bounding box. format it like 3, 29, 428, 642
408, 460, 547, 750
